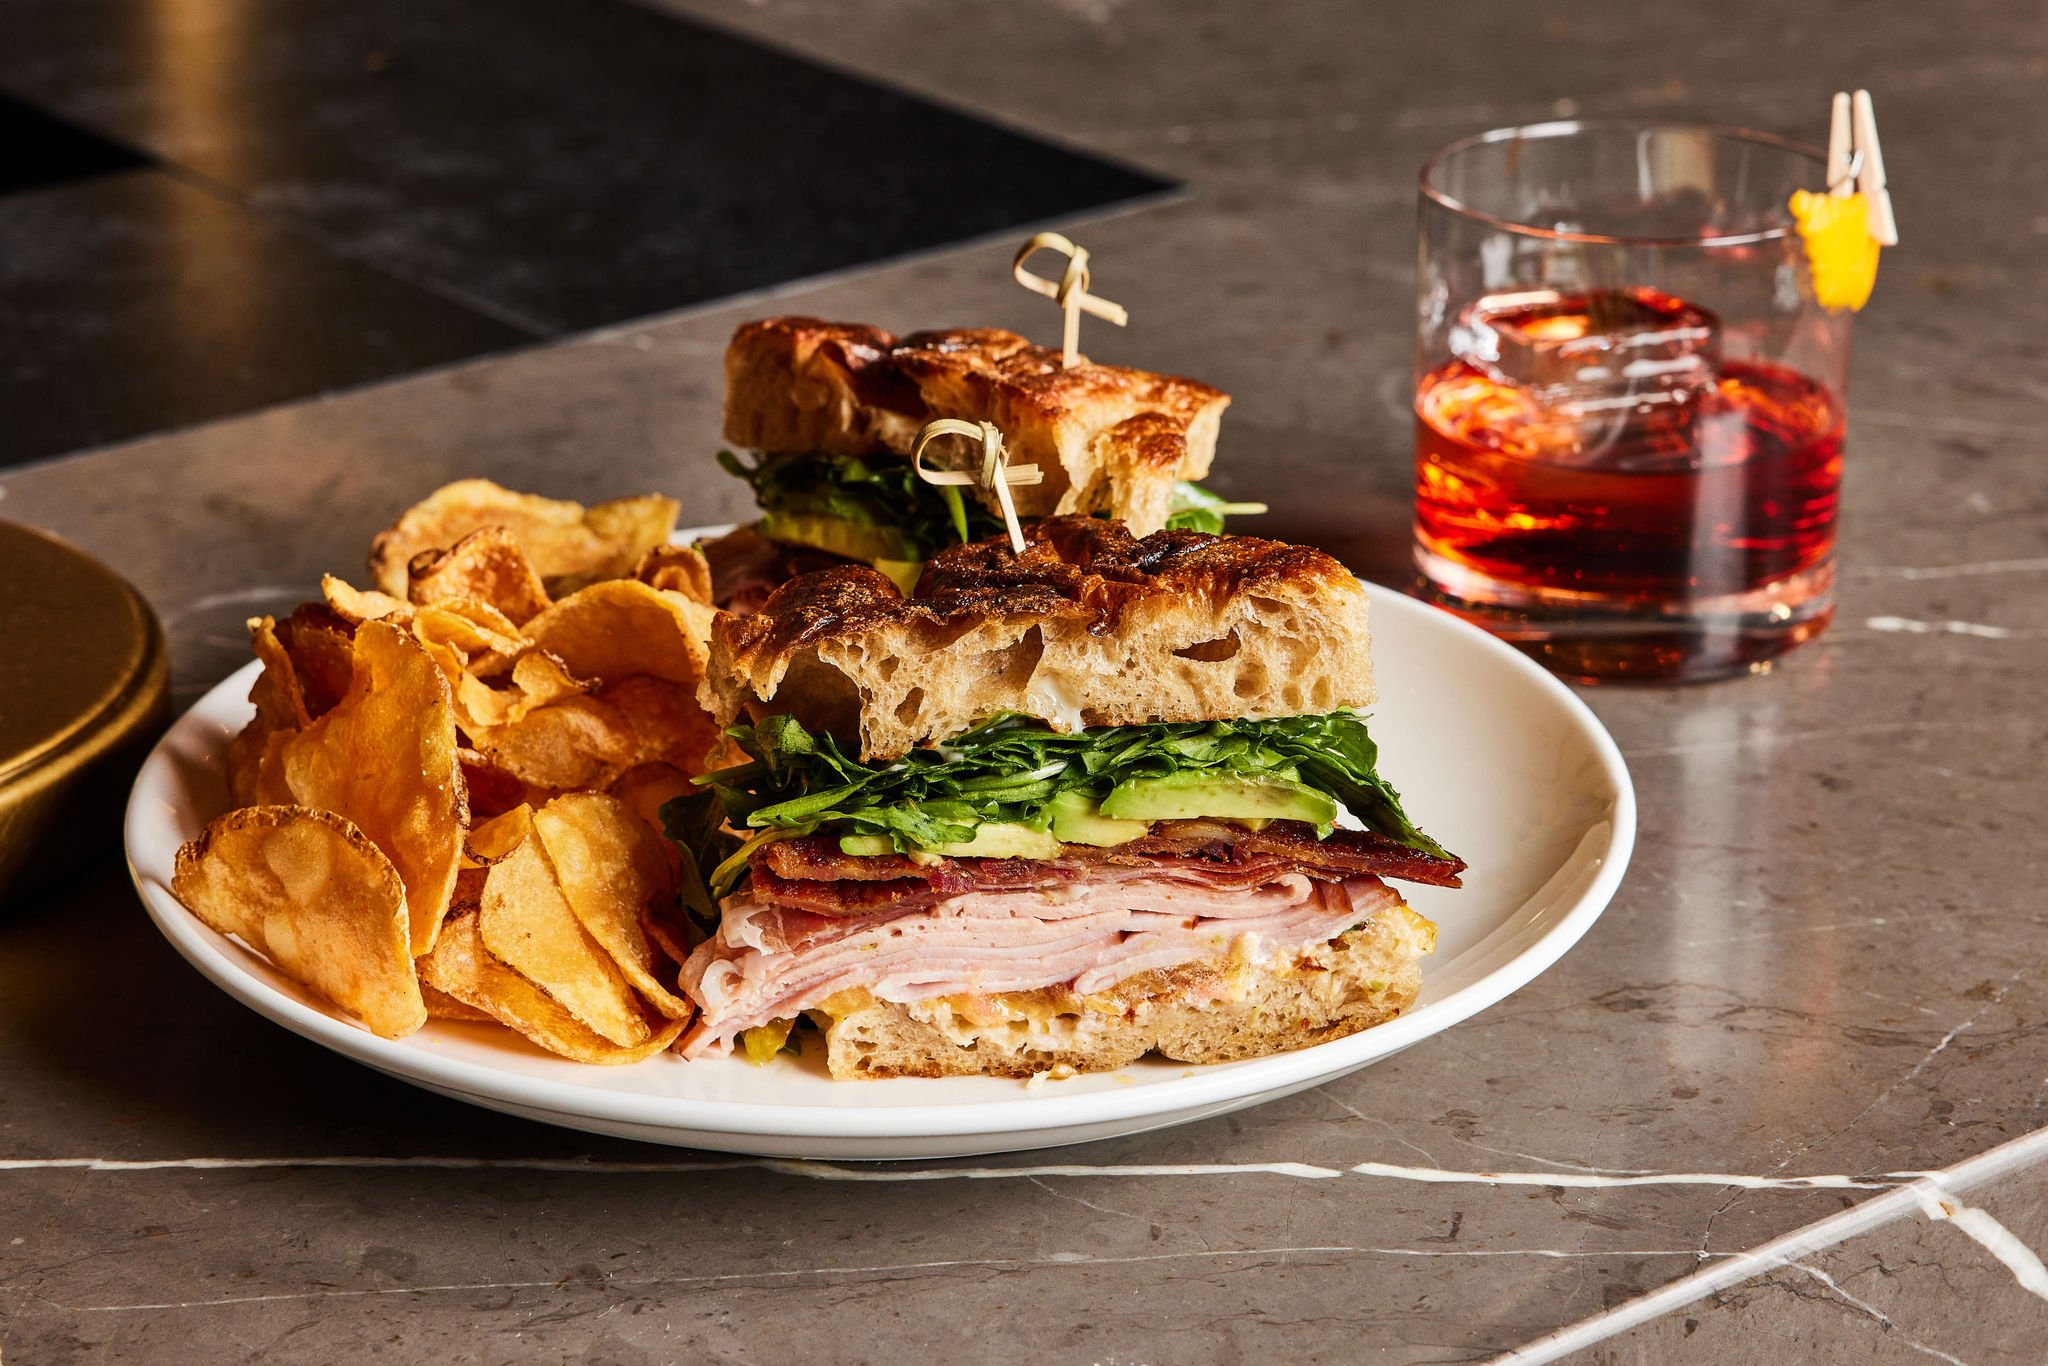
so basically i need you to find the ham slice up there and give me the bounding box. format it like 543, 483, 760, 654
678, 869, 1402, 1057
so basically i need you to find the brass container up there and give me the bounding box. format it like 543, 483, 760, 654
0, 522, 170, 900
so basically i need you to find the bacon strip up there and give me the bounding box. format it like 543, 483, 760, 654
751, 853, 1305, 916
757, 816, 1464, 906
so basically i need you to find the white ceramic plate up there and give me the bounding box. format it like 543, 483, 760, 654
125, 550, 1633, 1159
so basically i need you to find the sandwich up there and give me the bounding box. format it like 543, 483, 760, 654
675, 515, 1463, 1078
705, 317, 1255, 608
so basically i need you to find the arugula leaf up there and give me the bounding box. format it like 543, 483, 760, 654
725, 454, 1269, 554
718, 450, 1003, 561
659, 788, 742, 937
698, 710, 1452, 863
1165, 480, 1270, 535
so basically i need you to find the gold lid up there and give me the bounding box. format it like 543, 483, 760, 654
0, 522, 169, 897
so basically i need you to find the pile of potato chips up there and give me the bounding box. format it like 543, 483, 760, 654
173, 480, 718, 1062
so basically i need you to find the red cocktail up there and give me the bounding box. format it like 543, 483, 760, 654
1415, 126, 1851, 682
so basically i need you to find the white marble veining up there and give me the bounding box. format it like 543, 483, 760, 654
1491, 1124, 2048, 1362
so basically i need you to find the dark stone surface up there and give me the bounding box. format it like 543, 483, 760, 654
2, 0, 2046, 1360
0, 0, 1173, 336
0, 170, 532, 467
0, 0, 1168, 463
0, 91, 149, 194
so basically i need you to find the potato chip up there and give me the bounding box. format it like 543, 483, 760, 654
228, 617, 312, 808
226, 721, 287, 808
507, 648, 588, 707
600, 676, 721, 776
477, 839, 649, 1046
450, 648, 590, 735
607, 762, 696, 839
282, 620, 467, 955
419, 635, 523, 729
645, 915, 695, 973
414, 600, 526, 656
420, 912, 683, 1063
370, 480, 578, 596
465, 803, 534, 867
233, 704, 299, 802
449, 676, 510, 738
407, 527, 552, 625
276, 604, 356, 717
582, 494, 683, 585
422, 982, 493, 1022
604, 763, 691, 908
368, 480, 678, 597
229, 725, 298, 809
532, 794, 692, 1019
523, 579, 715, 689
470, 694, 638, 792
632, 543, 713, 604
172, 806, 426, 1038
410, 600, 528, 685
603, 767, 702, 970
451, 864, 488, 915
459, 747, 539, 820
322, 574, 412, 626
249, 616, 312, 729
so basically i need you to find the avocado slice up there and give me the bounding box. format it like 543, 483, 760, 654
838, 822, 1064, 861
872, 558, 924, 595
759, 511, 916, 566
1047, 790, 1150, 847
1098, 772, 1339, 828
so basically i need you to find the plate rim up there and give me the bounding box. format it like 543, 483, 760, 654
125, 577, 1634, 1142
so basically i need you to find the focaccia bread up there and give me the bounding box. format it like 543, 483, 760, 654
819, 913, 1430, 1080
723, 318, 1230, 536
701, 516, 1375, 760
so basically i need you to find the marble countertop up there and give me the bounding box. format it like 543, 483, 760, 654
6, 1, 2047, 1360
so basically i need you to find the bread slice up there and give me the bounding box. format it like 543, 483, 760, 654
723, 318, 1230, 536
702, 516, 1375, 761
819, 908, 1432, 1080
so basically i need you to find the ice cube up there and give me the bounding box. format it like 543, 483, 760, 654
1451, 287, 1721, 411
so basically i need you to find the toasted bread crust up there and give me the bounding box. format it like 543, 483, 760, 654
821, 915, 1426, 1080
701, 517, 1375, 760
723, 318, 1229, 534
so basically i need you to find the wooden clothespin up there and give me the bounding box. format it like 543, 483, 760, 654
1850, 90, 1897, 246
1012, 232, 1127, 367
1824, 91, 1853, 196
1826, 89, 1898, 246
1791, 90, 1896, 311
912, 419, 1043, 554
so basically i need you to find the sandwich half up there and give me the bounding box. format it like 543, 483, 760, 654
675, 517, 1463, 1079
706, 318, 1249, 607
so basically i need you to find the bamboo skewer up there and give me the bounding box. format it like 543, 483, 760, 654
911, 419, 1043, 554
1012, 232, 1128, 367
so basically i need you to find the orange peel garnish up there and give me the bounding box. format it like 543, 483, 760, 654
1790, 189, 1881, 312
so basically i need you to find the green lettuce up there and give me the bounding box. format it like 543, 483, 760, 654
720, 452, 1263, 556
659, 787, 741, 937
698, 710, 1449, 890
718, 450, 1001, 561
